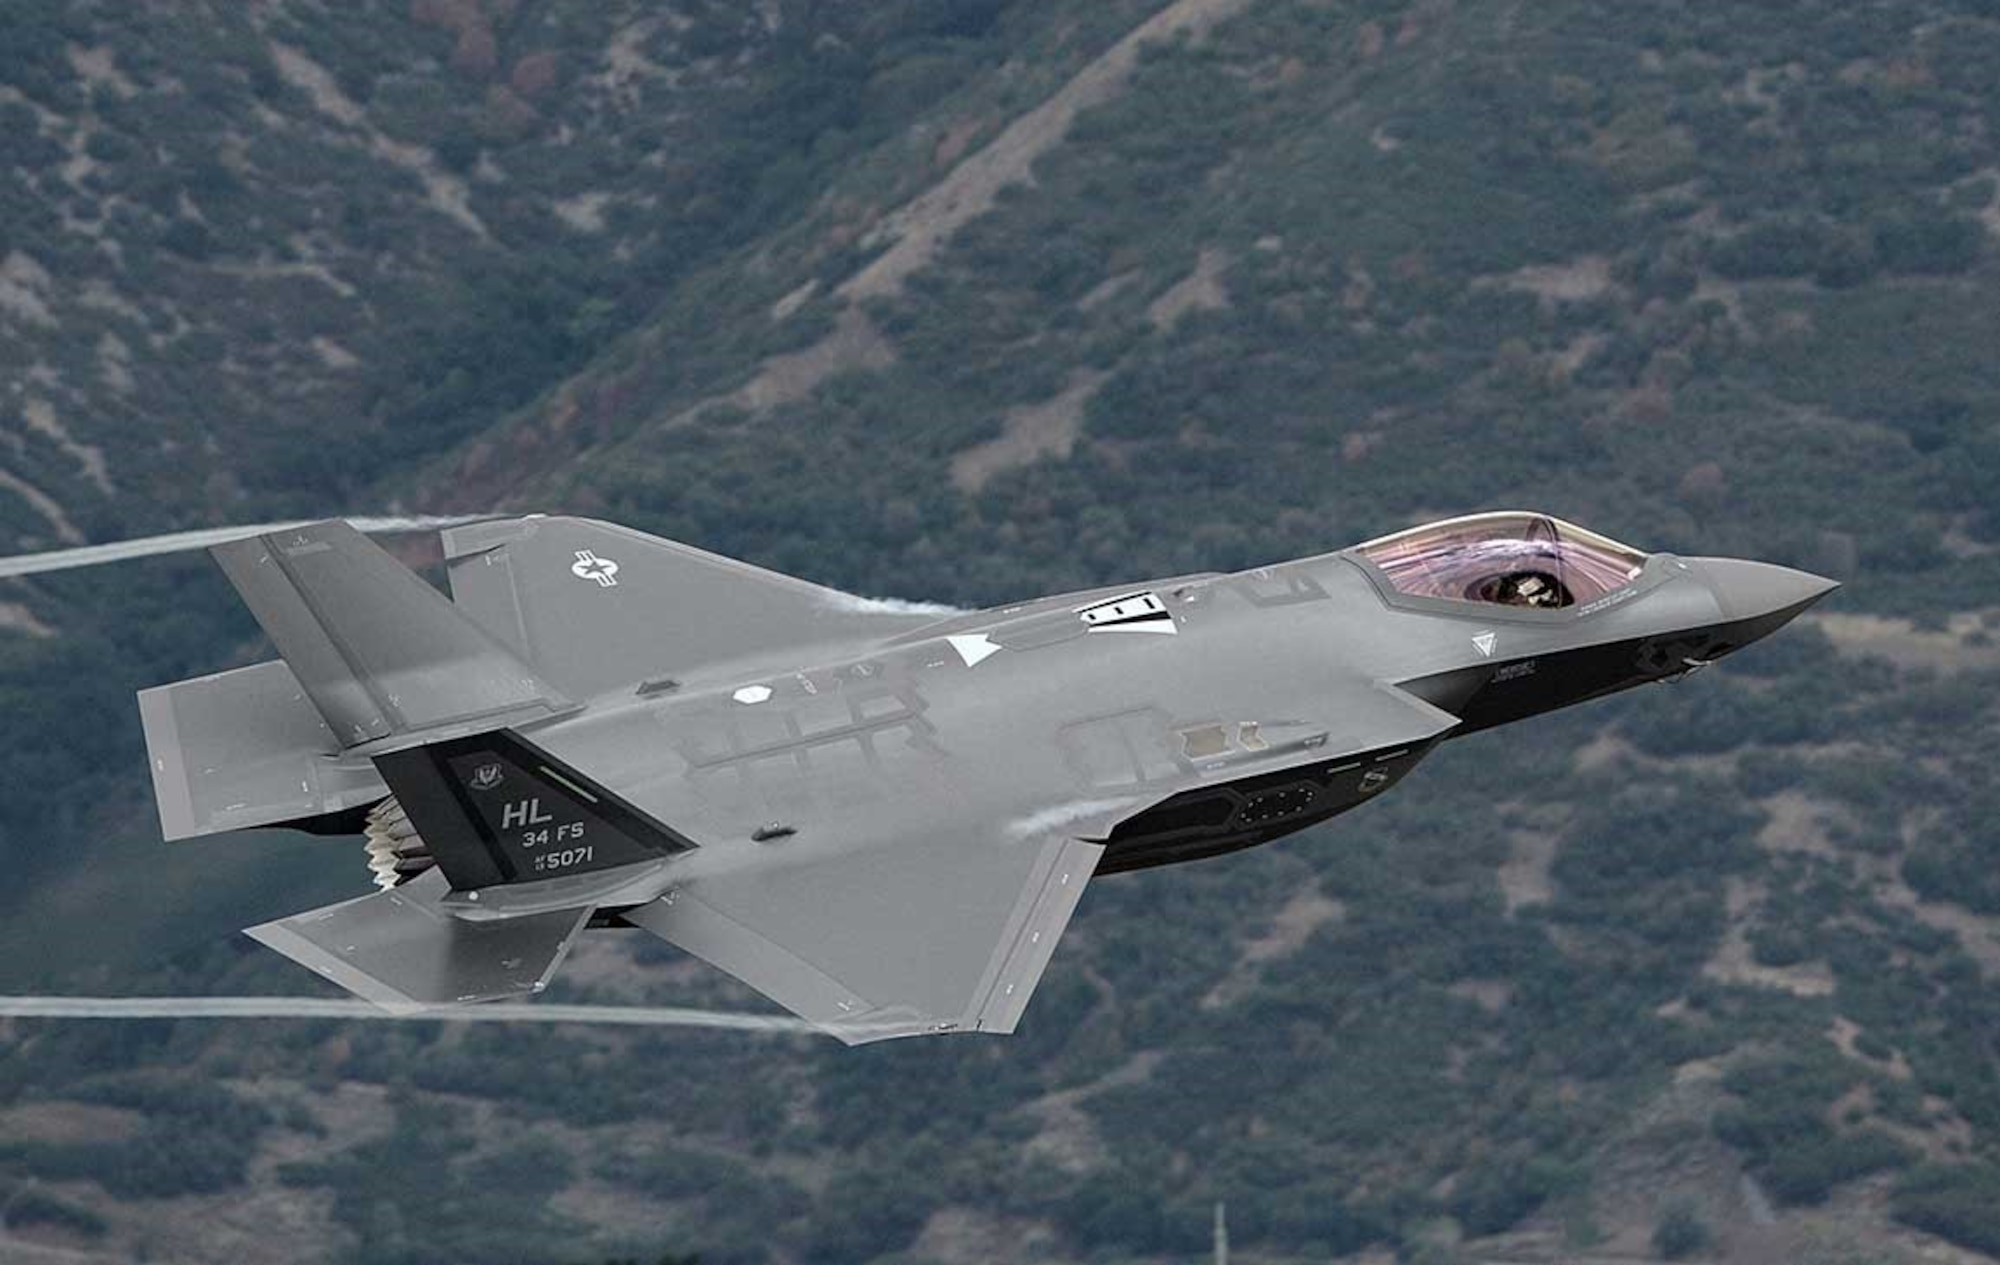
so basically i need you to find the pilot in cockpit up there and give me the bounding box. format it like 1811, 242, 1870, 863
1475, 569, 1572, 608
1354, 512, 1646, 612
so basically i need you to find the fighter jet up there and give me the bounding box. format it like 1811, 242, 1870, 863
139, 512, 1835, 1043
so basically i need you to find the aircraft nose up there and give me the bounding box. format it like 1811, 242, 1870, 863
1695, 558, 1841, 624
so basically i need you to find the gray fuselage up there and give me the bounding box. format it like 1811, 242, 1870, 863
511, 545, 1817, 902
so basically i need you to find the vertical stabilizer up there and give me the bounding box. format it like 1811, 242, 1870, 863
210, 520, 573, 746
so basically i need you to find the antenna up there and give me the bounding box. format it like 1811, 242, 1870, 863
1214, 1199, 1229, 1265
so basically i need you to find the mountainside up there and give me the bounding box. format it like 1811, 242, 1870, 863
3, 2, 2000, 1263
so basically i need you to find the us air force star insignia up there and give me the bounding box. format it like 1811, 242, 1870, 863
571, 549, 620, 587
1472, 631, 1497, 657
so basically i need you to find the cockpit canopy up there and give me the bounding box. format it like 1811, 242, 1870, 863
1354, 512, 1647, 610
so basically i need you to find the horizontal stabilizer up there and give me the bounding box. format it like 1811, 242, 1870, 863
245, 871, 591, 1013
442, 516, 950, 699
138, 659, 387, 840
212, 520, 572, 747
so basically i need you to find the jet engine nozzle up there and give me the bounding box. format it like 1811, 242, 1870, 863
363, 796, 434, 889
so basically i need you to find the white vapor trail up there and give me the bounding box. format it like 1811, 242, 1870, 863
0, 515, 489, 579
821, 591, 964, 617
0, 995, 819, 1034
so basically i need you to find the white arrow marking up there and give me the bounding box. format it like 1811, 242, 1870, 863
947, 633, 1001, 667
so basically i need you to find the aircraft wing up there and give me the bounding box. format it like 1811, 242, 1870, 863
624, 829, 1104, 1045
621, 681, 1458, 1044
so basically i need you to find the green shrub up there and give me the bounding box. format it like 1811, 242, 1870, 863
1450, 1158, 1576, 1237
1710, 217, 1837, 279
1708, 1057, 1924, 1203
0, 1075, 274, 1197
1873, 213, 1984, 274
0, 1125, 259, 1198
804, 1169, 934, 1265
1, 1186, 107, 1238
1651, 1198, 1710, 1260
1892, 1164, 2000, 1254
1757, 1129, 1916, 1205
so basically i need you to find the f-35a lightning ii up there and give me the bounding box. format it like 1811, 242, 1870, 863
140, 512, 1835, 1043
